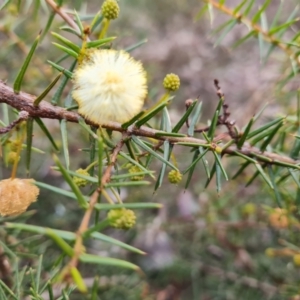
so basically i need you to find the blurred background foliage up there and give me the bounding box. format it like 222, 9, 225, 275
1, 0, 300, 299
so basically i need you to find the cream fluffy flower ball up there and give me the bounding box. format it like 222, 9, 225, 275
72, 49, 147, 124
0, 178, 39, 216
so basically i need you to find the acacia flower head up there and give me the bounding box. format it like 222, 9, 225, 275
0, 178, 39, 216
72, 49, 147, 125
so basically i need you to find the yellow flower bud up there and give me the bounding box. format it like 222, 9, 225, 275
294, 254, 300, 266
265, 248, 275, 257
7, 151, 20, 165
101, 0, 120, 20
73, 168, 90, 187
107, 208, 136, 229
168, 170, 182, 184
128, 165, 144, 181
163, 73, 180, 91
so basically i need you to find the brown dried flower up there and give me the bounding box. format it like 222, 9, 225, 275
0, 178, 39, 216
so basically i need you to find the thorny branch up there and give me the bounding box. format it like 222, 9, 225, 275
0, 81, 299, 169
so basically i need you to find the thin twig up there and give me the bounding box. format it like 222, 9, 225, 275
204, 0, 300, 66
45, 0, 81, 36
0, 111, 29, 134
67, 135, 126, 272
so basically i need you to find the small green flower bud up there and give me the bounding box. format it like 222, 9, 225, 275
73, 168, 89, 187
107, 208, 136, 229
101, 0, 120, 20
163, 73, 180, 91
128, 165, 144, 181
7, 151, 20, 165
168, 170, 182, 184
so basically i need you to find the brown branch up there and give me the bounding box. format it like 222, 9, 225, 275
0, 81, 299, 169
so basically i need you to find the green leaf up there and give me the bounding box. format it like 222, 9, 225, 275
119, 151, 155, 179
184, 150, 199, 190
73, 10, 84, 35
47, 229, 74, 257
53, 155, 89, 208
13, 32, 41, 93
87, 37, 116, 48
121, 111, 145, 129
51, 32, 80, 53
41, 11, 56, 41
205, 162, 216, 188
232, 30, 255, 49
52, 42, 79, 58
42, 178, 81, 197
269, 0, 283, 29
59, 26, 81, 38
0, 280, 18, 300
155, 141, 172, 191
60, 119, 70, 169
233, 0, 247, 14
47, 60, 73, 78
183, 148, 209, 174
90, 232, 146, 255
36, 255, 43, 292
243, 0, 255, 16
95, 202, 162, 210
214, 20, 237, 47
26, 118, 34, 175
155, 131, 186, 138
79, 253, 139, 270
213, 151, 228, 181
105, 181, 151, 188
253, 102, 268, 122
90, 11, 103, 32
290, 127, 300, 159
269, 19, 299, 36
267, 165, 282, 206
247, 117, 284, 139
70, 267, 87, 293
252, 0, 271, 24
0, 0, 11, 11
135, 97, 173, 127
172, 100, 197, 133
260, 121, 283, 151
208, 110, 219, 139
34, 73, 62, 106
132, 136, 178, 171
215, 156, 222, 193
237, 116, 254, 148
52, 60, 77, 106
34, 117, 59, 151
255, 163, 273, 189
125, 39, 148, 52
258, 12, 268, 61
232, 161, 251, 180
194, 4, 208, 21
188, 101, 202, 136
